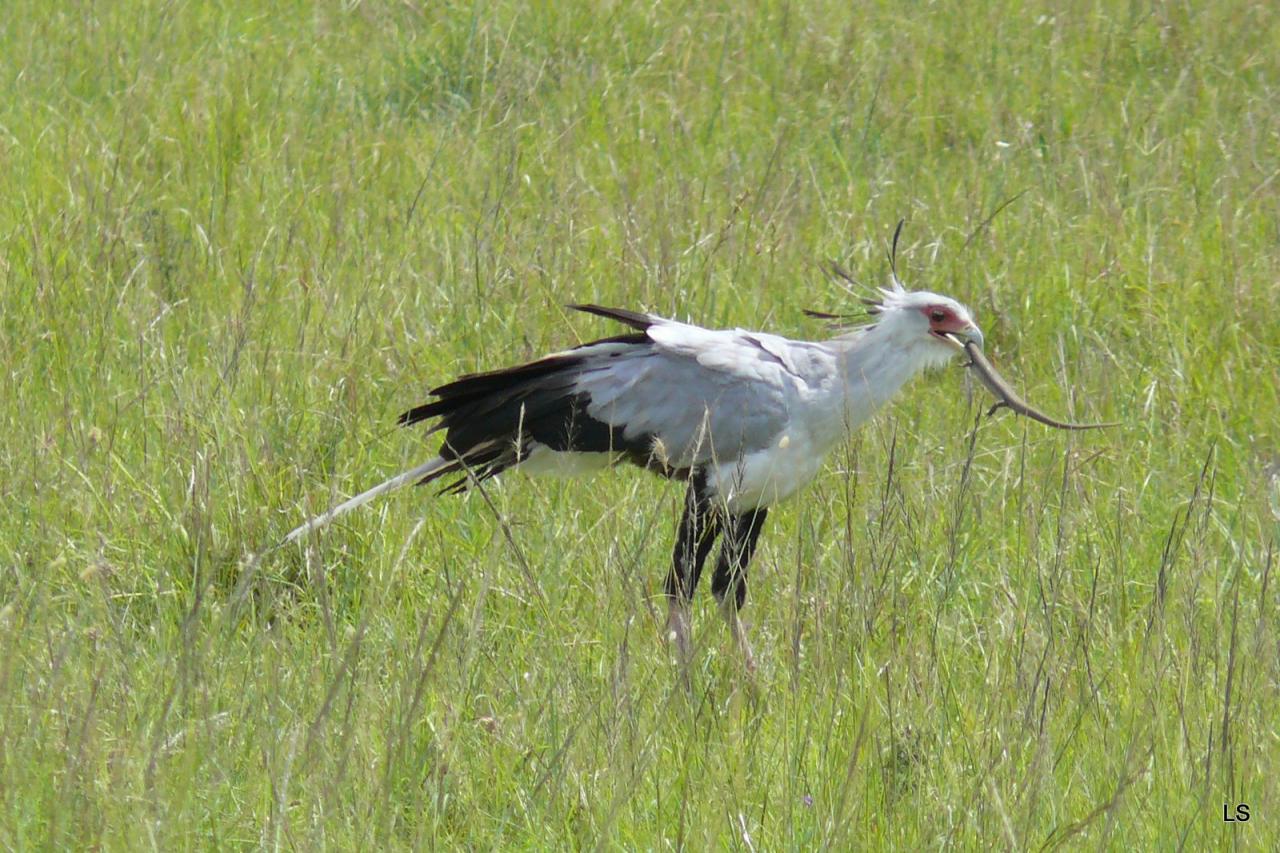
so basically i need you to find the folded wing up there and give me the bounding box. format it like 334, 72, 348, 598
398, 306, 798, 489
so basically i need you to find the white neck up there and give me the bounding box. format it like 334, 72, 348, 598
825, 323, 950, 429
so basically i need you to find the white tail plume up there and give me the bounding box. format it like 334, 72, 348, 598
282, 456, 450, 545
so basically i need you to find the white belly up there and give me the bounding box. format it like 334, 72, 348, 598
519, 426, 840, 514
704, 427, 838, 514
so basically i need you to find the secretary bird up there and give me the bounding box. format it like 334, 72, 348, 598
284, 239, 1109, 668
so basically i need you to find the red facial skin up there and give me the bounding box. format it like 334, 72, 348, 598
920, 304, 970, 341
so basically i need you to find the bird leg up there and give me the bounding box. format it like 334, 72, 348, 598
710, 508, 768, 672
665, 474, 721, 661
722, 604, 756, 674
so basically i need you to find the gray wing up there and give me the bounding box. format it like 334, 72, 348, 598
395, 308, 837, 488
576, 321, 820, 469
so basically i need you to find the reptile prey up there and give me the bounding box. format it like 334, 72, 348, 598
945, 336, 1117, 431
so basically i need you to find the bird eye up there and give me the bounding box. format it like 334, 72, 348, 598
929, 309, 947, 323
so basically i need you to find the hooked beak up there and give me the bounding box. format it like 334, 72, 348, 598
940, 323, 984, 353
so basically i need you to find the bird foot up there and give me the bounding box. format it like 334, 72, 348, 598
666, 601, 692, 664
720, 602, 757, 675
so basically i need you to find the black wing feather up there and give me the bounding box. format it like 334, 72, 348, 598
394, 307, 664, 488
399, 306, 654, 429
567, 303, 657, 332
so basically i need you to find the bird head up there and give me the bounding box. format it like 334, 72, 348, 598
868, 287, 984, 369
812, 224, 1114, 432
813, 222, 983, 372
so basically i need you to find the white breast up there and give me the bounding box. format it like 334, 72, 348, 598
704, 420, 842, 514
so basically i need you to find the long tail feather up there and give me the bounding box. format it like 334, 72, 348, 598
282, 456, 452, 545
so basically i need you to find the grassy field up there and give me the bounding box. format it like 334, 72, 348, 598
2, 0, 1278, 847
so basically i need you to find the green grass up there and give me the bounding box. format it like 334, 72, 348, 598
2, 0, 1278, 847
